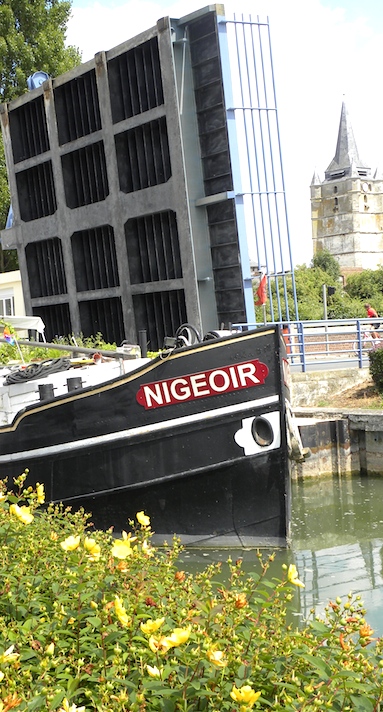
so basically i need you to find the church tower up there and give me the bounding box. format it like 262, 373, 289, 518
311, 102, 383, 277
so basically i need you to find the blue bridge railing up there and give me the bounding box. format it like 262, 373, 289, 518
233, 318, 382, 372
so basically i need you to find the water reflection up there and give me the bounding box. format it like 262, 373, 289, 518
179, 476, 383, 636
293, 475, 383, 636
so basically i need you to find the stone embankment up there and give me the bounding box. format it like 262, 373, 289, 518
291, 368, 383, 478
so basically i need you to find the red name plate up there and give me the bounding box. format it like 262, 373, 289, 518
136, 359, 269, 410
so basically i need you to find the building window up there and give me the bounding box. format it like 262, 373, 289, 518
0, 291, 15, 316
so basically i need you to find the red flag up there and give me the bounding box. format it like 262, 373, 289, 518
255, 273, 267, 306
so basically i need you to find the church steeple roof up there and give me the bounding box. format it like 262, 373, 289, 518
324, 101, 370, 181
311, 169, 321, 185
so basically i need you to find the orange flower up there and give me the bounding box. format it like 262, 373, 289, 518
359, 623, 374, 638
117, 560, 129, 572
339, 633, 349, 651
2, 693, 23, 711
235, 593, 247, 609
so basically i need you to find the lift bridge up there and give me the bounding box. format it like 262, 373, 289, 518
0, 4, 298, 349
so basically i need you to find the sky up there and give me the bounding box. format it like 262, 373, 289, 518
66, 0, 383, 267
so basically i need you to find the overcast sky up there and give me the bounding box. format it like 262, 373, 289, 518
66, 0, 383, 266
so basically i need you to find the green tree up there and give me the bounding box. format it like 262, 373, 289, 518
0, 0, 81, 269
0, 0, 81, 104
311, 248, 341, 282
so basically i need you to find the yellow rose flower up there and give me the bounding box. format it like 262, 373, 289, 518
45, 642, 55, 656
287, 564, 305, 588
148, 635, 173, 654
9, 503, 34, 525
140, 617, 165, 636
136, 510, 150, 527
60, 535, 81, 552
114, 596, 131, 627
166, 625, 191, 647
230, 685, 261, 707
146, 664, 161, 678
58, 699, 86, 712
0, 645, 19, 664
111, 531, 136, 559
207, 649, 227, 667
0, 670, 4, 681
142, 539, 153, 556
84, 537, 101, 561
36, 483, 45, 504
0, 493, 7, 503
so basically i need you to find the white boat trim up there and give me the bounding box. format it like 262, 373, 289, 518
0, 394, 280, 463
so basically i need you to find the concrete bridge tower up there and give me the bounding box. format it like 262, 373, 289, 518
311, 102, 383, 278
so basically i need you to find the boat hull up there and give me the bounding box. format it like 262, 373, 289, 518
0, 326, 291, 546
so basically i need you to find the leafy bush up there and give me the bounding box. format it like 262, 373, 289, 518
345, 267, 383, 313
254, 264, 364, 322
0, 342, 68, 365
0, 328, 120, 366
0, 473, 382, 711
369, 346, 383, 392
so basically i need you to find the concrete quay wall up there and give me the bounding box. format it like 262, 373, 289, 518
291, 368, 383, 478
291, 367, 370, 407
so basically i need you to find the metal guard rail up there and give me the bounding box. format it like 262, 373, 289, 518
232, 319, 383, 372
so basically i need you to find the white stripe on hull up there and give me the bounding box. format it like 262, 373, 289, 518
0, 394, 280, 463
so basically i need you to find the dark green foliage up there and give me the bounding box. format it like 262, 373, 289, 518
369, 347, 383, 392
344, 268, 383, 315
0, 0, 82, 261
0, 0, 81, 104
311, 248, 341, 282
254, 253, 383, 323
254, 262, 362, 322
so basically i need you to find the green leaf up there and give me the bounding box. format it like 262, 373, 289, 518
298, 653, 331, 678
20, 650, 38, 661
66, 677, 79, 696
86, 616, 101, 628
50, 691, 66, 709
309, 620, 331, 634
349, 694, 374, 711
26, 695, 47, 711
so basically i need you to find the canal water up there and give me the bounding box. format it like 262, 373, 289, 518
179, 475, 383, 636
